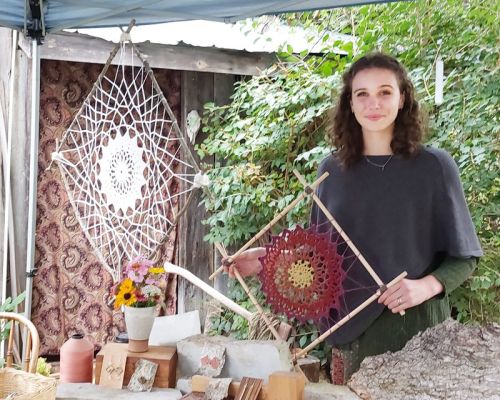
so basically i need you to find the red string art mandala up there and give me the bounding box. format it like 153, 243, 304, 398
258, 225, 345, 322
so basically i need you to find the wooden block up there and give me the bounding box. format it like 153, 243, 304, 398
297, 355, 320, 383
268, 371, 306, 400
180, 394, 205, 400
99, 345, 127, 389
235, 377, 263, 400
94, 343, 177, 388
191, 375, 269, 400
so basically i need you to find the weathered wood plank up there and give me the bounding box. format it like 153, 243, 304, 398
212, 73, 238, 297
177, 71, 237, 324
0, 28, 32, 304
177, 71, 215, 324
41, 32, 275, 76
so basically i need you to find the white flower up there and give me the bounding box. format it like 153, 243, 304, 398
142, 284, 162, 298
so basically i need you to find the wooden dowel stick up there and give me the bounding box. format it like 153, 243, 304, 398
164, 262, 252, 321
233, 269, 282, 341
209, 172, 329, 280
213, 241, 282, 341
293, 170, 405, 316
296, 271, 407, 358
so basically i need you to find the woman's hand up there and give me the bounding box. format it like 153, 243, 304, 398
223, 247, 266, 278
378, 275, 444, 313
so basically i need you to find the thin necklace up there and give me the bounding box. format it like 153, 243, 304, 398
364, 155, 393, 171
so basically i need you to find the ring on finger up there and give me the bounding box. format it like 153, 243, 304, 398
397, 296, 402, 306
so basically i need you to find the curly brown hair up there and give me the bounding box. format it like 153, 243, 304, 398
328, 52, 425, 167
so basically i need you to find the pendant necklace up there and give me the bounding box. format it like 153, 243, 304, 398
364, 155, 393, 171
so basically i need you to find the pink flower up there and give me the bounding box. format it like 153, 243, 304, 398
125, 256, 154, 283
145, 276, 159, 285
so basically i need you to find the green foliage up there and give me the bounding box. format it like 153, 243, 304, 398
36, 357, 53, 376
0, 292, 26, 341
201, 0, 499, 345
0, 292, 26, 312
208, 278, 262, 339
450, 237, 500, 324
198, 62, 337, 246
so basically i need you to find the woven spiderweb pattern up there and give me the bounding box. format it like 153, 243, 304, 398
54, 45, 196, 280
258, 225, 345, 322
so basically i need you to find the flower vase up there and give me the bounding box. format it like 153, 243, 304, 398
124, 305, 156, 352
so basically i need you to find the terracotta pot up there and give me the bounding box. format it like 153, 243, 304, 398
124, 306, 156, 352
60, 333, 94, 383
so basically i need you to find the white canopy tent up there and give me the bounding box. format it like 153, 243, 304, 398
1, 1, 400, 37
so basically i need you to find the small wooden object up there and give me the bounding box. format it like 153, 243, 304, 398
268, 371, 305, 400
95, 343, 177, 388
180, 394, 205, 400
191, 375, 269, 400
99, 344, 127, 389
296, 355, 320, 383
235, 377, 263, 400
127, 359, 158, 392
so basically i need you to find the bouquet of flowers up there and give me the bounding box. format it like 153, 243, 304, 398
113, 255, 167, 309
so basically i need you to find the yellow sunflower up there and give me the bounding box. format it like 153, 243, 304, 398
114, 285, 137, 309
119, 278, 134, 291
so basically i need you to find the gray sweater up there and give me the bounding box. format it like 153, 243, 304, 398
311, 146, 482, 345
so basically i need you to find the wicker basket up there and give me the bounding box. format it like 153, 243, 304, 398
0, 368, 57, 400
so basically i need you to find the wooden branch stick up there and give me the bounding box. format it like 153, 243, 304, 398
233, 269, 282, 341
296, 271, 407, 358
293, 170, 405, 316
164, 262, 252, 321
213, 242, 282, 341
209, 172, 329, 280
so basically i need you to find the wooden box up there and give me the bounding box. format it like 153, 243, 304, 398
95, 343, 177, 388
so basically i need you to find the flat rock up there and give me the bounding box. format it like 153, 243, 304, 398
176, 377, 191, 394
305, 382, 361, 399
177, 334, 292, 382
56, 383, 182, 399
348, 319, 500, 400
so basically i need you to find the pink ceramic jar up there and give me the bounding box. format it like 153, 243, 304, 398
60, 333, 94, 383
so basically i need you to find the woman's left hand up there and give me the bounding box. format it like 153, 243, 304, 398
378, 275, 444, 313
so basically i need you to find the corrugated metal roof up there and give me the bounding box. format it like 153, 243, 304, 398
70, 18, 353, 54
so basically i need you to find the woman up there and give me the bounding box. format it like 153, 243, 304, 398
225, 53, 482, 383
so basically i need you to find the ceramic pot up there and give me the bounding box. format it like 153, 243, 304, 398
124, 305, 156, 352
60, 333, 94, 383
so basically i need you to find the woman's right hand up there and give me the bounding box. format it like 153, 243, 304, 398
223, 247, 266, 278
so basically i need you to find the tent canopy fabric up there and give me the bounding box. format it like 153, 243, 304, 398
1, 0, 396, 36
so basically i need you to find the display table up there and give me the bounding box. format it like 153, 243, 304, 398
95, 343, 177, 388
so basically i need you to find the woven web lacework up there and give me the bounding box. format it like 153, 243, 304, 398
259, 222, 379, 324
54, 44, 196, 280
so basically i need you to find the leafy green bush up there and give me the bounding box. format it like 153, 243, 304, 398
198, 62, 337, 246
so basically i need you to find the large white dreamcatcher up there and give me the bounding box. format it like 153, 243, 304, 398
49, 23, 206, 281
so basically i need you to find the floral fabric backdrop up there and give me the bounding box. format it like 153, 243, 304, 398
33, 60, 181, 355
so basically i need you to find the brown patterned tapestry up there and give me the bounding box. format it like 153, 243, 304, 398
33, 60, 181, 355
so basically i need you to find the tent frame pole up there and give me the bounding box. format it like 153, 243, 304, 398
2, 31, 18, 307
24, 38, 40, 325
1, 29, 18, 360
